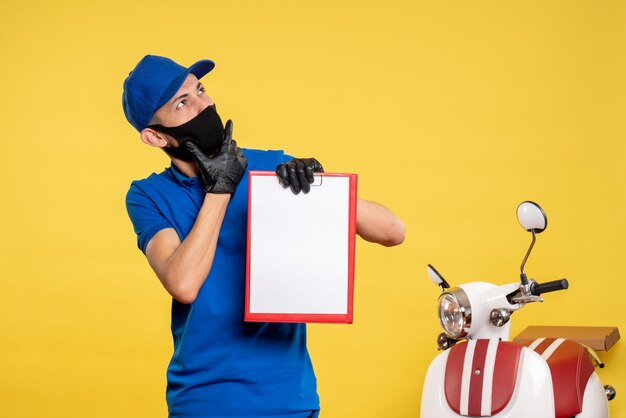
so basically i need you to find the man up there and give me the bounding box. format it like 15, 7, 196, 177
122, 55, 405, 418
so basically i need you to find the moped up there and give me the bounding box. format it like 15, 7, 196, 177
421, 201, 617, 418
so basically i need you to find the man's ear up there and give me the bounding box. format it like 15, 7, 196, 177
140, 127, 169, 148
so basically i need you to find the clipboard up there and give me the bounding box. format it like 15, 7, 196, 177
245, 171, 358, 323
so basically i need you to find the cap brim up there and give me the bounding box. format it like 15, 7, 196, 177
189, 59, 215, 80
155, 59, 216, 111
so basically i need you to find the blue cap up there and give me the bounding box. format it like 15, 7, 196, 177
122, 55, 215, 132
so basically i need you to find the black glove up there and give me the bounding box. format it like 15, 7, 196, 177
185, 120, 248, 194
275, 158, 324, 194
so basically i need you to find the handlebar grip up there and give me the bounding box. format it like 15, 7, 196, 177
531, 279, 569, 295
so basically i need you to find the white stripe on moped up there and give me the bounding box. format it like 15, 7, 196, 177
480, 339, 499, 416
460, 340, 477, 416
541, 338, 565, 360
527, 337, 545, 351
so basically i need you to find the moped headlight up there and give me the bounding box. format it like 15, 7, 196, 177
438, 288, 471, 338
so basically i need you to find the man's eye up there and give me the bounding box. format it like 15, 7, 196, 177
198, 86, 205, 95
176, 100, 186, 109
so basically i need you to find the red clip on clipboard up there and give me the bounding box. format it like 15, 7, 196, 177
245, 171, 358, 324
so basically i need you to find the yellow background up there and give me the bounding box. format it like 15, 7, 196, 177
1, 0, 625, 417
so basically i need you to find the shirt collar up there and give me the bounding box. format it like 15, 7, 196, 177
168, 162, 200, 187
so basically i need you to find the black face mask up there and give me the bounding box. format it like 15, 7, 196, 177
149, 105, 225, 161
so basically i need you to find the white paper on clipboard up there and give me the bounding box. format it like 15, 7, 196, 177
245, 171, 357, 323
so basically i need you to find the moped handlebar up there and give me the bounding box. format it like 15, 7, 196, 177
530, 279, 569, 295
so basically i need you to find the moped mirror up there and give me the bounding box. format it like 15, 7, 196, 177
427, 264, 450, 291
517, 201, 547, 233
517, 201, 547, 285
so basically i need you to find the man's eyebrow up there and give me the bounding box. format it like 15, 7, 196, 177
170, 83, 203, 106
170, 92, 189, 105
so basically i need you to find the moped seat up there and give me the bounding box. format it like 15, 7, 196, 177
522, 338, 595, 418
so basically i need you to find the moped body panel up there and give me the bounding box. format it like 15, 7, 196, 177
576, 373, 609, 418
455, 282, 521, 341
421, 344, 555, 417
444, 340, 522, 416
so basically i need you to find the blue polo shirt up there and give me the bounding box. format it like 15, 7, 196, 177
126, 149, 319, 418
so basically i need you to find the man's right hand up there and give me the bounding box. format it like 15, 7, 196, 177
185, 120, 248, 194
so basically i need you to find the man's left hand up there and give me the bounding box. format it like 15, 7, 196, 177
275, 158, 324, 194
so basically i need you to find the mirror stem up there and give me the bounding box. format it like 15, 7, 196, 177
520, 230, 537, 285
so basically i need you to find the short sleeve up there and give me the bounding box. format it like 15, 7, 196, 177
125, 183, 172, 253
